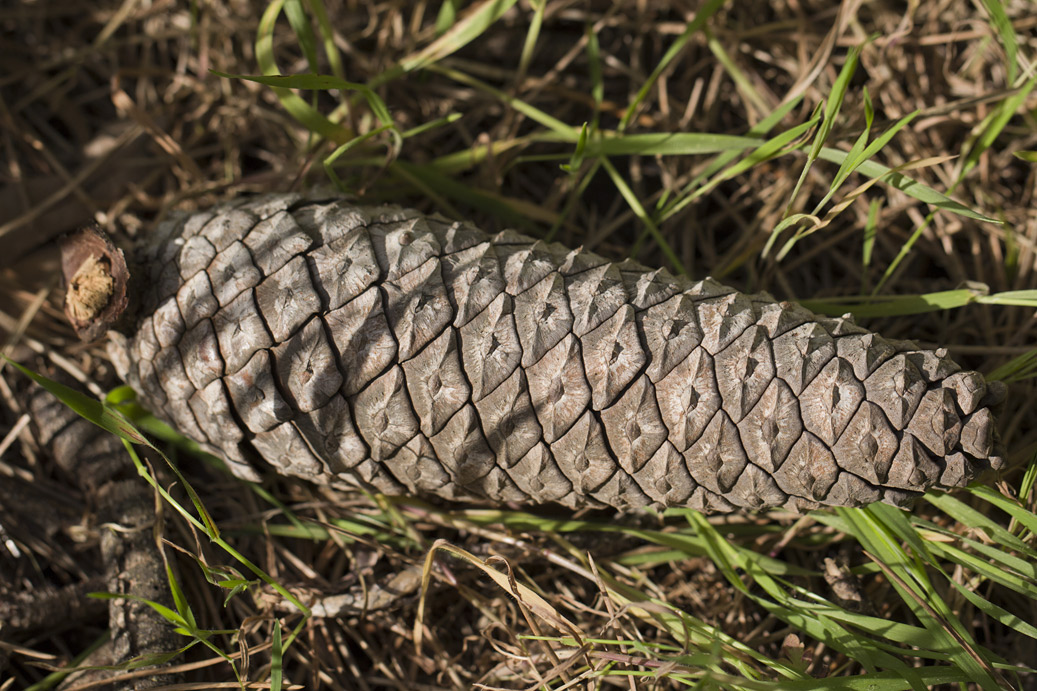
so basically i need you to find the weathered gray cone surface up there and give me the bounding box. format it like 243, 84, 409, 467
105, 195, 1005, 513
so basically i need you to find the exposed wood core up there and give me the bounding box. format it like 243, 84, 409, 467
66, 253, 114, 321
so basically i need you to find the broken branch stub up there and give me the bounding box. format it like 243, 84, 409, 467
60, 226, 130, 341
94, 195, 1004, 513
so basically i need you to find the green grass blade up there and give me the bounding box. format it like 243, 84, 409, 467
781, 45, 861, 223
814, 109, 919, 216
866, 503, 938, 565
304, 0, 345, 79
799, 288, 982, 318
943, 578, 1037, 645
924, 538, 1037, 602
427, 128, 772, 179
816, 148, 999, 224
1019, 452, 1037, 503
400, 112, 462, 139
323, 123, 396, 191
969, 486, 1037, 536
705, 26, 770, 116
976, 289, 1037, 307
846, 111, 919, 180
89, 591, 190, 630
620, 0, 725, 131
560, 122, 589, 173
434, 0, 462, 34
814, 129, 869, 217
657, 95, 804, 213
586, 20, 603, 124
664, 116, 821, 222
166, 560, 198, 631
685, 512, 924, 679
599, 575, 799, 679
925, 492, 1037, 558
987, 348, 1037, 383
584, 132, 763, 156
979, 0, 1019, 84
4, 357, 148, 445
961, 76, 1036, 177
778, 153, 957, 261
600, 156, 686, 275
802, 288, 1037, 320
837, 507, 1004, 688
397, 0, 519, 75
283, 0, 319, 72
770, 213, 822, 253
211, 71, 393, 126
870, 81, 1030, 296
516, 0, 545, 82
759, 669, 975, 690
250, 0, 353, 144
104, 406, 312, 618
811, 45, 861, 160
427, 64, 575, 136
120, 439, 222, 541
271, 619, 284, 691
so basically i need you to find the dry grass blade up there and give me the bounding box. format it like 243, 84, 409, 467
414, 539, 583, 655
110, 86, 205, 181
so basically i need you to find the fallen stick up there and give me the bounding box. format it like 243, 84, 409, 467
25, 376, 183, 690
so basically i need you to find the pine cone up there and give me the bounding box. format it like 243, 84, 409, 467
100, 195, 1004, 513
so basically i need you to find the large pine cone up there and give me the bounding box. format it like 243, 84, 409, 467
103, 194, 1005, 513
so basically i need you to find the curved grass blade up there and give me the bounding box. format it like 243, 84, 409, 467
394, 0, 519, 78
5, 357, 313, 624
4, 356, 147, 445
211, 72, 393, 128
816, 147, 999, 224
250, 0, 353, 144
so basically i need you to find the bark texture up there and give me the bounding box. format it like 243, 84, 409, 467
26, 380, 182, 690
107, 195, 1005, 513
